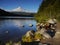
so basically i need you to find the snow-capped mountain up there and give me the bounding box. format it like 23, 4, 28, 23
11, 7, 24, 12
9, 6, 32, 13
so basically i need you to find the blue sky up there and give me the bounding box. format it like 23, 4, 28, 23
0, 0, 42, 12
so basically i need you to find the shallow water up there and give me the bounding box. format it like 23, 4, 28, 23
0, 18, 36, 41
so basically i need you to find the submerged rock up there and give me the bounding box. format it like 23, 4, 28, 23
5, 31, 9, 34
29, 24, 33, 27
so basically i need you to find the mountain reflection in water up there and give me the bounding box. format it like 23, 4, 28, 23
0, 18, 36, 41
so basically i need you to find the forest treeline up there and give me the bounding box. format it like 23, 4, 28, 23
35, 0, 60, 22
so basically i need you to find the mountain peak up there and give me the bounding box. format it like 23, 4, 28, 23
11, 6, 24, 12
7, 6, 35, 13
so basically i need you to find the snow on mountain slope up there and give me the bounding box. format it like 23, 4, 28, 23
11, 7, 24, 12
8, 6, 33, 13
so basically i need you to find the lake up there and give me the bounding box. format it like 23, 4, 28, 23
0, 17, 36, 41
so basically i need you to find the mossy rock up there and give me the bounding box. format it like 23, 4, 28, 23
34, 33, 43, 41
22, 35, 33, 42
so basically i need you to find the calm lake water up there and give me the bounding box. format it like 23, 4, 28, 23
0, 17, 36, 41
